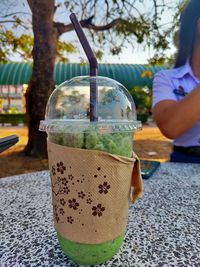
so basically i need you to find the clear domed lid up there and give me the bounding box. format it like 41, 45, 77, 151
39, 76, 141, 133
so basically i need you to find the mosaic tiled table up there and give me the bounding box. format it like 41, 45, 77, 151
0, 163, 200, 267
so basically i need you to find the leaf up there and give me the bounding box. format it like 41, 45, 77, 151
94, 50, 103, 60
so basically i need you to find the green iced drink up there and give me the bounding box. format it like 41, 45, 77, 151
40, 76, 141, 265
48, 130, 133, 264
58, 233, 124, 265
49, 131, 133, 157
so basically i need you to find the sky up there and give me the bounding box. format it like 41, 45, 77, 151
59, 28, 158, 64
0, 0, 178, 64
54, 0, 178, 64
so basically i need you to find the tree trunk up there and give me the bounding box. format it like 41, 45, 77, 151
25, 0, 57, 157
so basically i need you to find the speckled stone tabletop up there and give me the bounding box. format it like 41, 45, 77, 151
0, 163, 200, 267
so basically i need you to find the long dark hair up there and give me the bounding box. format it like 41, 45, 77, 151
175, 0, 200, 68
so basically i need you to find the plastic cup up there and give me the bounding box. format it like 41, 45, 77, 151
40, 76, 141, 265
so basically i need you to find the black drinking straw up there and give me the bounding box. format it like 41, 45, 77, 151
70, 13, 98, 122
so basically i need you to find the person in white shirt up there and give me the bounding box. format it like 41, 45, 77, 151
152, 0, 200, 163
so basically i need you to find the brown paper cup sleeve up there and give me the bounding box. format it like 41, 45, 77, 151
47, 141, 143, 244
131, 152, 143, 204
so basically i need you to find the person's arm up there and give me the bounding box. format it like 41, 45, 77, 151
153, 84, 200, 139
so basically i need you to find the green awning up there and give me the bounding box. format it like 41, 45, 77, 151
0, 62, 32, 86
0, 62, 165, 89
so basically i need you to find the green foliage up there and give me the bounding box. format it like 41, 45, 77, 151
116, 18, 150, 44
0, 26, 77, 63
0, 99, 5, 111
129, 86, 151, 111
94, 50, 103, 61
56, 40, 76, 62
137, 112, 148, 123
0, 113, 27, 124
129, 86, 152, 123
148, 55, 175, 67
0, 27, 33, 62
7, 107, 20, 114
0, 0, 183, 63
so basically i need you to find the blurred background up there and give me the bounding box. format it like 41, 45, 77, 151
0, 0, 186, 177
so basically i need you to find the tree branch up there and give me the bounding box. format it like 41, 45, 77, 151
104, 0, 110, 18
54, 17, 122, 36
0, 20, 17, 23
27, 0, 33, 13
54, 4, 61, 15
0, 12, 30, 18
